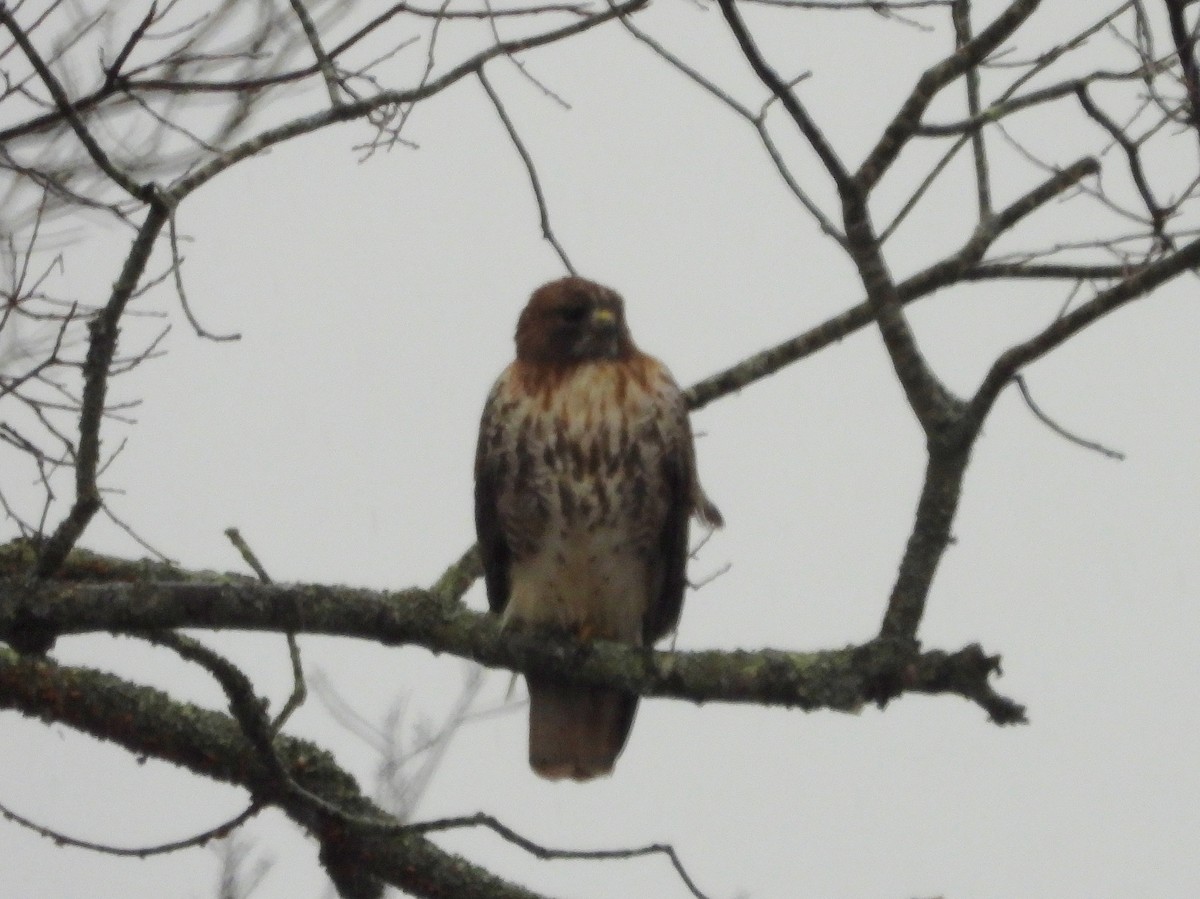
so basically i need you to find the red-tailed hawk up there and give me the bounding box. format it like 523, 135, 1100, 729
475, 277, 721, 781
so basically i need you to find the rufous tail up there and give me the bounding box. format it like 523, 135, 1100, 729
526, 677, 638, 781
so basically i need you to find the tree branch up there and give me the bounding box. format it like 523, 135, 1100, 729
0, 570, 1023, 723
969, 230, 1200, 423
34, 198, 172, 578
856, 0, 1041, 191
164, 0, 648, 204
684, 156, 1099, 413
715, 0, 854, 193
952, 0, 992, 217
287, 0, 344, 107
1165, 0, 1200, 147
477, 67, 576, 274
0, 4, 153, 202
0, 645, 551, 899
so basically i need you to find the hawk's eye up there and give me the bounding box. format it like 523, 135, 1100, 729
558, 304, 588, 324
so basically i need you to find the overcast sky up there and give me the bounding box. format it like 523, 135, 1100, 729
2, 2, 1198, 898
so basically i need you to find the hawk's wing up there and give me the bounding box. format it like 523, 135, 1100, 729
474, 379, 512, 615
642, 377, 716, 645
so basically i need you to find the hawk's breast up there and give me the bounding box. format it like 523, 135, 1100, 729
481, 355, 685, 643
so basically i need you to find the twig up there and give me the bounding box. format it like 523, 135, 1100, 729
478, 67, 575, 274
168, 211, 241, 342
1013, 374, 1125, 460
0, 797, 261, 857
430, 542, 482, 602
688, 561, 731, 591
715, 0, 854, 192
286, 0, 342, 107
1075, 84, 1168, 240
224, 526, 272, 583
855, 0, 1041, 191
683, 154, 1099, 415
166, 0, 649, 202
952, 0, 992, 217
390, 666, 485, 821
970, 230, 1200, 420
100, 2, 159, 91
101, 501, 174, 561
0, 5, 152, 202
408, 813, 712, 899
481, 0, 572, 109
224, 526, 306, 732
614, 8, 845, 244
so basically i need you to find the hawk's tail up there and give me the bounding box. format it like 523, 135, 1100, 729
526, 676, 638, 781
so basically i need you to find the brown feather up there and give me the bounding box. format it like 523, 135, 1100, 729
474, 277, 722, 780
527, 677, 638, 781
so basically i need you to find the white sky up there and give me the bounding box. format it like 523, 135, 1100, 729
2, 2, 1198, 898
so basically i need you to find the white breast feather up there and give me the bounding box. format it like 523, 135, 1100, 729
497, 360, 679, 645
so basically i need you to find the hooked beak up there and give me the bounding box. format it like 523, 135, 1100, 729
591, 307, 617, 328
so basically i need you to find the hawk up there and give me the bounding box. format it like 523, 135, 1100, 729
474, 276, 721, 781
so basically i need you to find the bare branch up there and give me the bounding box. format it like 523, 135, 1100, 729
0, 645, 555, 899
1164, 0, 1200, 145
286, 0, 343, 107
1014, 374, 1126, 460
430, 543, 482, 603
165, 0, 648, 203
715, 0, 854, 192
168, 211, 241, 342
952, 0, 992, 217
684, 157, 1099, 414
35, 198, 171, 578
224, 526, 306, 733
478, 67, 575, 274
0, 575, 1024, 723
0, 797, 262, 858
409, 813, 712, 899
225, 526, 272, 584
615, 9, 846, 243
100, 2, 160, 92
970, 231, 1200, 421
0, 4, 152, 202
1075, 83, 1168, 239
856, 0, 1041, 191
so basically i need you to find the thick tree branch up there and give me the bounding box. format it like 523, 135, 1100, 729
0, 646, 550, 899
878, 451, 969, 640
0, 570, 1023, 723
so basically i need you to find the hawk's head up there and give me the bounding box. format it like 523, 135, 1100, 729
515, 277, 636, 366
